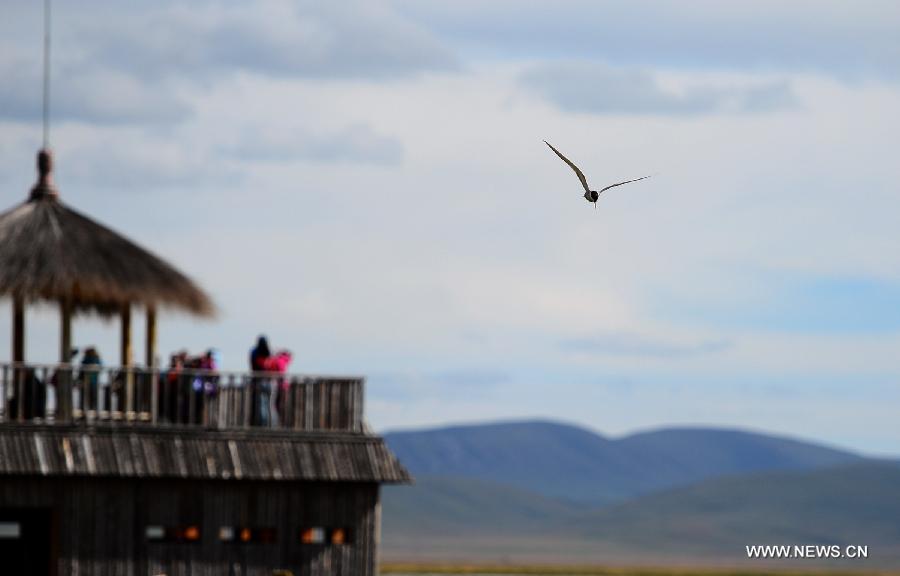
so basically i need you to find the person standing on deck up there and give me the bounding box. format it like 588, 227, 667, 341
250, 336, 272, 426
198, 348, 219, 425
78, 347, 102, 412
249, 339, 293, 427
163, 351, 186, 423
268, 349, 293, 425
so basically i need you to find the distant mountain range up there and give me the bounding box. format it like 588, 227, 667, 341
384, 420, 861, 506
574, 460, 900, 556
382, 420, 899, 566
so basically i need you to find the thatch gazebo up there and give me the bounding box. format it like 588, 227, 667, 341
0, 148, 214, 370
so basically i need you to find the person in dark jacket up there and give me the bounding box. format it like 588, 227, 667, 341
78, 347, 102, 413
250, 336, 271, 371
250, 336, 272, 426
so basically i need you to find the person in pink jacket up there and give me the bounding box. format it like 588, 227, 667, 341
249, 336, 293, 427
261, 350, 292, 374
263, 350, 292, 425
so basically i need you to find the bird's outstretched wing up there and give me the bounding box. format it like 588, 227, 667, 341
598, 174, 653, 195
544, 140, 590, 194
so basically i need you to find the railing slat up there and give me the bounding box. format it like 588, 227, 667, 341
1, 364, 8, 422
150, 368, 159, 424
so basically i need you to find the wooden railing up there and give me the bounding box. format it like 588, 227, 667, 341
0, 362, 364, 433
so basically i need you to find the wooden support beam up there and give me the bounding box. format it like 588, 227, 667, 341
121, 304, 133, 419
145, 306, 157, 368
12, 297, 24, 363
58, 300, 73, 421
12, 297, 24, 422
120, 304, 132, 367
60, 300, 71, 363
144, 306, 157, 422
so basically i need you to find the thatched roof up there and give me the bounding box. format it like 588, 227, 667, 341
0, 150, 214, 316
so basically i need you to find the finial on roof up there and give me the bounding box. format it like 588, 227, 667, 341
29, 148, 58, 201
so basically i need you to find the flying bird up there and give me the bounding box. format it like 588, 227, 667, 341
544, 140, 652, 208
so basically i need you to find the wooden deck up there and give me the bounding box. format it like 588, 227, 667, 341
0, 362, 364, 433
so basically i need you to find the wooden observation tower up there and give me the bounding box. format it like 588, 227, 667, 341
0, 5, 410, 575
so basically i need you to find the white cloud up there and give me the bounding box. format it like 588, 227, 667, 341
561, 332, 731, 358
0, 59, 191, 125
86, 0, 457, 81
394, 0, 900, 80
0, 0, 456, 126
519, 62, 796, 115
225, 124, 404, 165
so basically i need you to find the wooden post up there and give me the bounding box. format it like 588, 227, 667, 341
58, 300, 73, 421
374, 487, 383, 576
12, 297, 24, 363
145, 306, 157, 368
145, 306, 157, 422
121, 304, 132, 367
12, 297, 24, 422
59, 301, 71, 363
120, 304, 132, 420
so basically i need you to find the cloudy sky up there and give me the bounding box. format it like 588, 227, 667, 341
1, 0, 899, 454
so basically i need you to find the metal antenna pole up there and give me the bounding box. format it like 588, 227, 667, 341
42, 0, 51, 148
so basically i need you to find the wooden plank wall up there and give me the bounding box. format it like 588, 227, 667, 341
0, 476, 380, 576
